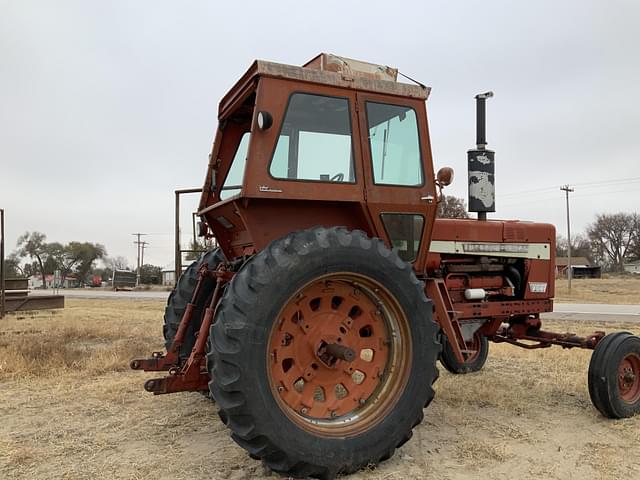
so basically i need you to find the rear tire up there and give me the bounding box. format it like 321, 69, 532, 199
208, 227, 440, 479
588, 332, 640, 418
440, 331, 489, 374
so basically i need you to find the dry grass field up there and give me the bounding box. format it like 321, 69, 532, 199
555, 275, 640, 304
1, 298, 640, 480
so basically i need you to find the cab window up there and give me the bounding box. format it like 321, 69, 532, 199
380, 213, 424, 262
270, 93, 354, 183
221, 133, 250, 200
366, 102, 422, 186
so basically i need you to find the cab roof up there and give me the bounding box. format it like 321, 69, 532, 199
218, 53, 430, 118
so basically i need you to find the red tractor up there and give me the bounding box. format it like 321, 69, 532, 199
131, 54, 640, 479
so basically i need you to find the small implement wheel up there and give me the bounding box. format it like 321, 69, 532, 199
440, 331, 489, 374
163, 249, 224, 360
208, 227, 440, 479
588, 332, 640, 418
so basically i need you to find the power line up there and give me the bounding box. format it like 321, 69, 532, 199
500, 183, 640, 207
573, 176, 640, 187
500, 176, 640, 198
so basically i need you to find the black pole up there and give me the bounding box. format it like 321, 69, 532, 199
468, 91, 495, 220
475, 91, 493, 149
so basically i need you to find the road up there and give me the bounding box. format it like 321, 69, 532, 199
542, 303, 640, 323
30, 289, 640, 323
30, 288, 170, 300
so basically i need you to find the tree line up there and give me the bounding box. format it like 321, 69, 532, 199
439, 196, 639, 272
5, 231, 106, 287
4, 231, 164, 287
557, 213, 640, 272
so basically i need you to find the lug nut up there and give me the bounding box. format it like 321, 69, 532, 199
300, 407, 308, 414
359, 398, 366, 405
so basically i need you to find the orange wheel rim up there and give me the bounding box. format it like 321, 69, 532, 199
267, 273, 412, 437
463, 332, 481, 363
619, 353, 640, 404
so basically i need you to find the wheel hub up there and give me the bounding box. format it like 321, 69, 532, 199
618, 353, 640, 403
267, 275, 411, 435
316, 339, 356, 367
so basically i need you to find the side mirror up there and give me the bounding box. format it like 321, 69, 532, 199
436, 167, 454, 187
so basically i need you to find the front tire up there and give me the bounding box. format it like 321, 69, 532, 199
588, 332, 640, 418
208, 227, 440, 479
440, 331, 489, 374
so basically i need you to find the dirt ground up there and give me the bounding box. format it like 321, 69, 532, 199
1, 298, 640, 480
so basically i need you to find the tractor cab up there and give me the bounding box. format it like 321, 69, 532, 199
197, 54, 439, 271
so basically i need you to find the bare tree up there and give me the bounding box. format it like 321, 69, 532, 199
4, 252, 24, 277
437, 195, 470, 219
185, 238, 217, 260
587, 213, 637, 272
629, 213, 640, 261
16, 231, 49, 288
105, 255, 130, 270
556, 234, 593, 262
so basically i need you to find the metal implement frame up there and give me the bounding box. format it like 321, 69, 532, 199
174, 188, 204, 277
130, 262, 234, 394
493, 315, 605, 350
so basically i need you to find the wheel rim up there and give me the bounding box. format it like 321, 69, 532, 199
267, 273, 412, 437
618, 353, 640, 404
463, 332, 482, 363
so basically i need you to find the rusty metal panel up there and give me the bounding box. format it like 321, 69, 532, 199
303, 53, 399, 82
4, 295, 64, 313
4, 278, 28, 290
255, 60, 429, 100
113, 270, 137, 289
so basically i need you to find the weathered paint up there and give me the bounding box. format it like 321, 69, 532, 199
467, 149, 495, 212
429, 240, 551, 260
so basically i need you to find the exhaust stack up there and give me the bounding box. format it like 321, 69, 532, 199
468, 91, 495, 220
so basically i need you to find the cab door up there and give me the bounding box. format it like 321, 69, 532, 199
356, 92, 437, 273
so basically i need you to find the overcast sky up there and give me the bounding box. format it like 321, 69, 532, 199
1, 1, 639, 269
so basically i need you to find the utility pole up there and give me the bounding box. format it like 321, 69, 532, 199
132, 233, 147, 286
140, 241, 148, 281
560, 185, 574, 293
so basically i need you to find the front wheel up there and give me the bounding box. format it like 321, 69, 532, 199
208, 227, 440, 479
440, 331, 489, 374
588, 332, 640, 418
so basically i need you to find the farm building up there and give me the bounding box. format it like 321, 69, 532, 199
161, 267, 175, 286
29, 274, 80, 289
555, 257, 601, 279
624, 260, 640, 274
